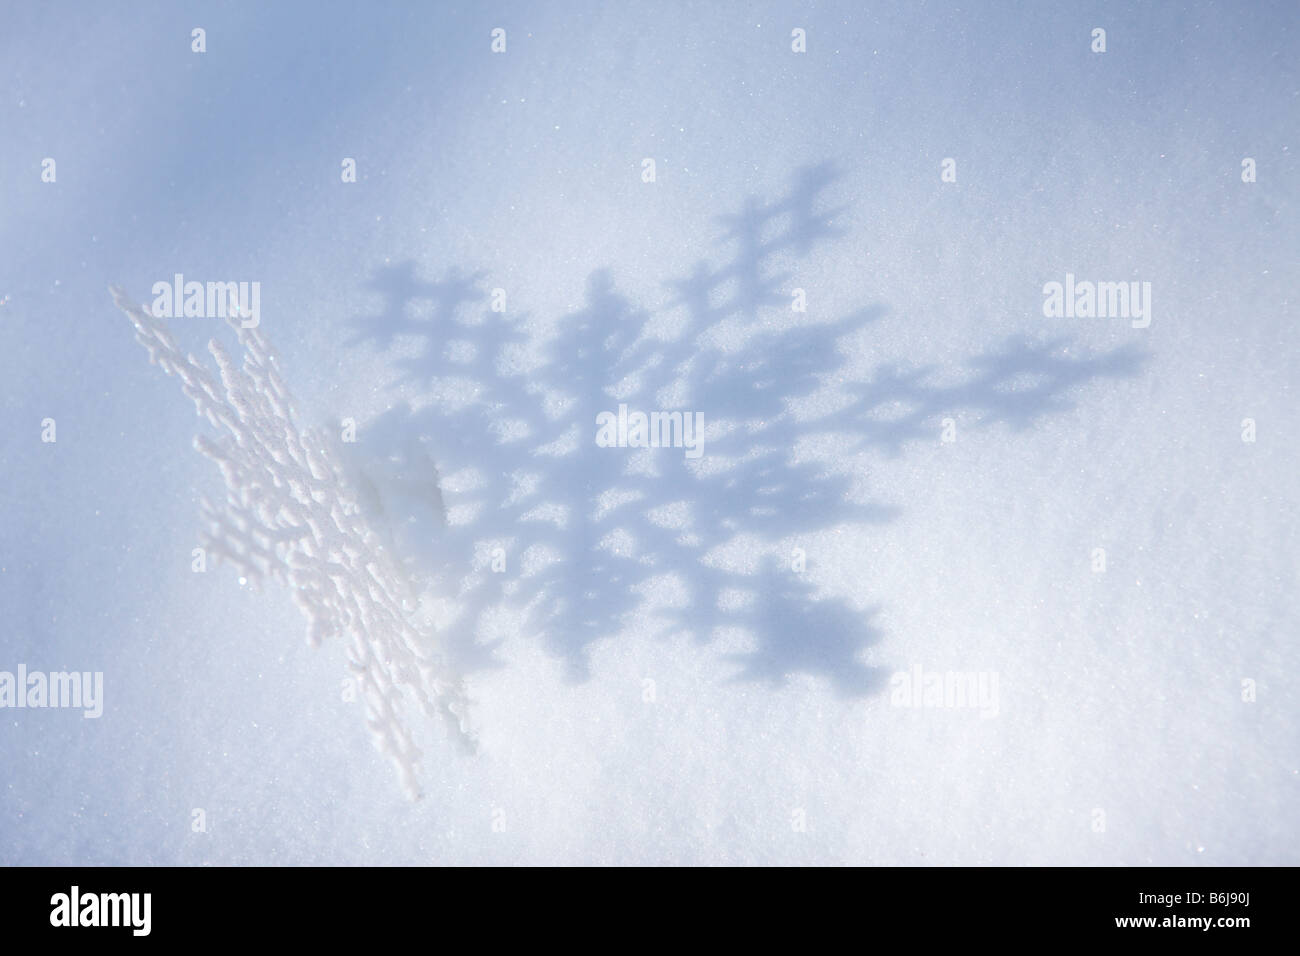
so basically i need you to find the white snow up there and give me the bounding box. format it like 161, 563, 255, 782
0, 1, 1295, 864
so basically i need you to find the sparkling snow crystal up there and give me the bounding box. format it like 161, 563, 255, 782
110, 286, 473, 799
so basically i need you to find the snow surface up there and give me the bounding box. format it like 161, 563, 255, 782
1, 1, 1296, 865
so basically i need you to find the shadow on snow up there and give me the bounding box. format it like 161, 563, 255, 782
344, 162, 1146, 697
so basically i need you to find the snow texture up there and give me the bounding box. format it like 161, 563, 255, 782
1, 1, 1296, 865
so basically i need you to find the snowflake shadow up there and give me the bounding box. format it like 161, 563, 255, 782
345, 162, 1148, 697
